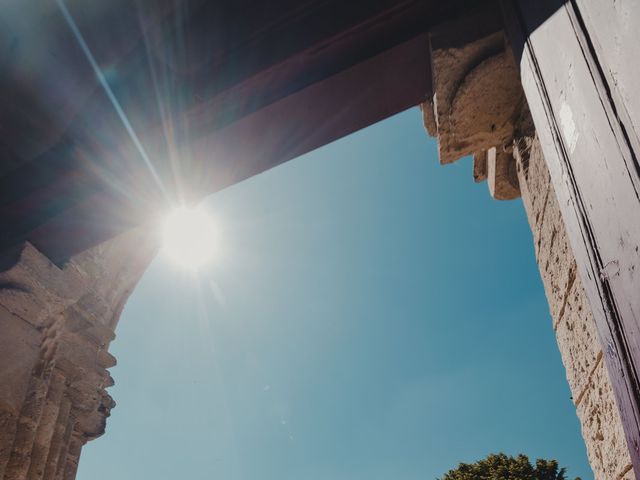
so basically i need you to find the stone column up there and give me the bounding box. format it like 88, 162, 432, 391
0, 226, 157, 480
421, 14, 635, 479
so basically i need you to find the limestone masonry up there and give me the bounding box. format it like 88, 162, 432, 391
516, 136, 634, 480
421, 18, 636, 478
0, 228, 157, 480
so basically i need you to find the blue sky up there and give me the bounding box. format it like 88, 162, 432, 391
78, 108, 592, 479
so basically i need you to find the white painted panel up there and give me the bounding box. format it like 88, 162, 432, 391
576, 0, 640, 144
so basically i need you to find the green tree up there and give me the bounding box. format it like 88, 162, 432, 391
439, 453, 581, 480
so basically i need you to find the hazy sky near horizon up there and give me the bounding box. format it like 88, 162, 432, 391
78, 108, 592, 479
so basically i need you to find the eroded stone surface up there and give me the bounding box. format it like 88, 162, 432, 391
473, 150, 488, 183
554, 281, 601, 397
0, 226, 158, 480
487, 146, 520, 200
428, 30, 504, 142
425, 24, 522, 200
515, 133, 634, 480
447, 53, 522, 162
577, 361, 633, 480
515, 137, 577, 321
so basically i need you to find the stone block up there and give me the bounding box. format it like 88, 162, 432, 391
515, 137, 552, 235
473, 151, 488, 182
577, 360, 632, 480
516, 138, 576, 321
515, 134, 633, 479
537, 201, 576, 322
0, 308, 41, 412
619, 465, 635, 480
487, 147, 520, 200
0, 408, 18, 478
71, 225, 158, 319
554, 281, 601, 399
0, 243, 86, 327
428, 21, 523, 165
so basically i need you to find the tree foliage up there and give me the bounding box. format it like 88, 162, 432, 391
439, 453, 581, 480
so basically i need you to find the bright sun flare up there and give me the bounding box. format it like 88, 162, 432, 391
162, 207, 217, 269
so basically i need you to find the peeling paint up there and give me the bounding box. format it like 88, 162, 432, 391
560, 102, 579, 154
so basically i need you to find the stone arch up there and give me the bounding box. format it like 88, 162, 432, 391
0, 227, 157, 480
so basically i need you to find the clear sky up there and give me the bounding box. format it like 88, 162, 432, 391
78, 108, 592, 479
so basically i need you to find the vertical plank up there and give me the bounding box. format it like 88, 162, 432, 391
503, 0, 640, 472
573, 0, 640, 154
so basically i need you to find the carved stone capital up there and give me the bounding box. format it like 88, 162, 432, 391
423, 11, 525, 200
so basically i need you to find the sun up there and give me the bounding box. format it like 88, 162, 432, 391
162, 206, 217, 269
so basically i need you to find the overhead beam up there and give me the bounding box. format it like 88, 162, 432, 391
0, 0, 490, 262
20, 34, 431, 263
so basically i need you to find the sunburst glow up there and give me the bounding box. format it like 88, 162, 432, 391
162, 207, 217, 269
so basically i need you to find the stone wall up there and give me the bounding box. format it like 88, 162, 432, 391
514, 136, 634, 480
421, 15, 636, 476
0, 227, 157, 480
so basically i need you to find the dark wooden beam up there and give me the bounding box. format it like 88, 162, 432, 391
22, 34, 431, 263
0, 0, 487, 262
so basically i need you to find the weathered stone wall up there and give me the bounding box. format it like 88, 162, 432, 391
0, 226, 157, 480
421, 15, 636, 475
514, 136, 634, 480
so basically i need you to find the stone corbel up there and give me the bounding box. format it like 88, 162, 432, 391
423, 11, 524, 200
